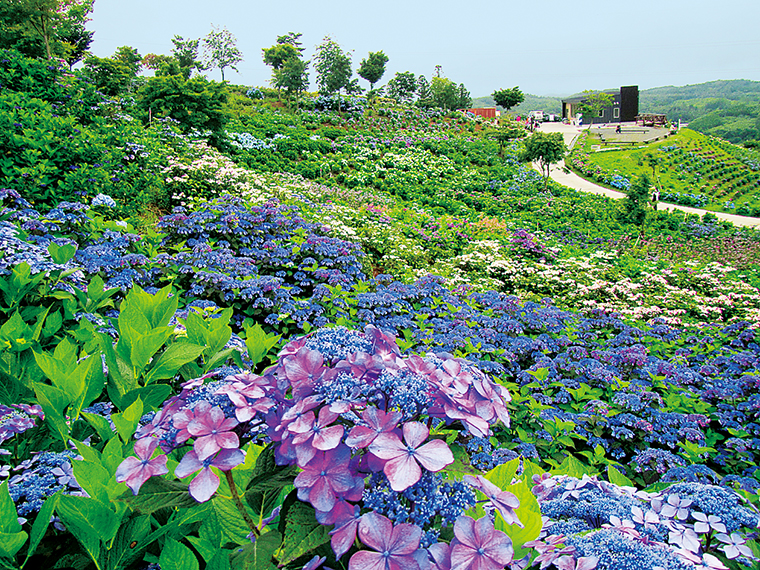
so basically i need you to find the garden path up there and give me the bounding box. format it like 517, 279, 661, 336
534, 123, 760, 228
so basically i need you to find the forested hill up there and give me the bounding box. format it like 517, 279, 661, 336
641, 79, 760, 105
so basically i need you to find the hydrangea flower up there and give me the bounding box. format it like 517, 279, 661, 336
349, 512, 423, 570
174, 448, 244, 503
370, 422, 454, 492
115, 438, 169, 495
449, 515, 514, 570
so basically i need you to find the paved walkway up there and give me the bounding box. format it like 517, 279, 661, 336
533, 123, 760, 228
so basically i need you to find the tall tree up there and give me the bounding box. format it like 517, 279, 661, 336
202, 24, 242, 81
0, 0, 92, 61
522, 131, 567, 190
314, 35, 352, 109
83, 46, 142, 96
262, 43, 299, 71
416, 75, 433, 108
357, 50, 388, 92
386, 71, 417, 103
620, 173, 652, 229
276, 31, 304, 53
56, 0, 94, 67
492, 87, 524, 112
577, 90, 614, 124
430, 76, 459, 110
273, 56, 309, 109
457, 83, 471, 109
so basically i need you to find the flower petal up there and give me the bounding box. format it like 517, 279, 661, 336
189, 467, 220, 502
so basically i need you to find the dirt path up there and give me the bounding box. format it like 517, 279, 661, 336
533, 123, 760, 228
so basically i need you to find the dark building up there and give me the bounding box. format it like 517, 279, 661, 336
561, 86, 639, 124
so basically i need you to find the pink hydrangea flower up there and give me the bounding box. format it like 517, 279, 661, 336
175, 448, 244, 503
349, 512, 423, 570
115, 438, 168, 494
450, 515, 514, 570
369, 421, 454, 492
186, 405, 239, 461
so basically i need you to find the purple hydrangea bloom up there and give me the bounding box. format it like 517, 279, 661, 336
115, 438, 169, 495
449, 515, 514, 570
349, 512, 423, 570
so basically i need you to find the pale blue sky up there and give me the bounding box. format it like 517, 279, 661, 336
88, 0, 760, 97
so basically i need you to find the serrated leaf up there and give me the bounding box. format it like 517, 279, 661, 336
23, 492, 58, 567
0, 482, 21, 534
98, 514, 151, 570
82, 412, 115, 442
483, 458, 520, 490
213, 496, 253, 545
494, 479, 542, 559
112, 397, 143, 443
229, 531, 280, 570
159, 538, 199, 570
0, 530, 28, 559
608, 465, 634, 487
552, 454, 589, 478
56, 496, 120, 564
244, 445, 297, 523
119, 477, 198, 514
275, 499, 331, 566
48, 242, 77, 264
244, 324, 280, 367
206, 550, 232, 570
143, 342, 205, 384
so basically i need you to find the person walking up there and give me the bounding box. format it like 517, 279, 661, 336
652, 188, 660, 211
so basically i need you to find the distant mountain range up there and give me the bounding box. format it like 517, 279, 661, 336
472, 80, 760, 143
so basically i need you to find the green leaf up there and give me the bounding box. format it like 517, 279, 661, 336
483, 458, 520, 490
494, 479, 542, 559
552, 454, 589, 478
143, 342, 205, 384
111, 398, 143, 443
0, 531, 28, 559
119, 477, 198, 514
213, 496, 253, 546
23, 493, 59, 567
128, 325, 174, 375
159, 539, 199, 570
0, 371, 34, 406
229, 531, 280, 570
82, 412, 115, 442
244, 445, 298, 525
275, 499, 331, 566
33, 383, 70, 441
0, 482, 22, 534
206, 550, 232, 570
70, 456, 111, 504
99, 332, 136, 397
244, 324, 280, 367
521, 459, 545, 484
56, 495, 119, 565
608, 465, 634, 487
98, 514, 151, 570
48, 242, 77, 264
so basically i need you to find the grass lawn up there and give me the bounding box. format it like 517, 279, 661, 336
569, 129, 760, 215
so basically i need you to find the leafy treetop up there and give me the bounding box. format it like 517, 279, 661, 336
357, 50, 389, 91
522, 131, 567, 190
314, 35, 352, 98
492, 87, 525, 112
202, 24, 243, 82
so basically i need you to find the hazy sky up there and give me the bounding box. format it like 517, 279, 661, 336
88, 0, 760, 97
